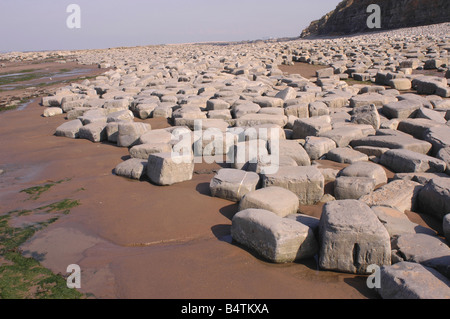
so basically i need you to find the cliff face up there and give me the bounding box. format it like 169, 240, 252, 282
301, 0, 450, 37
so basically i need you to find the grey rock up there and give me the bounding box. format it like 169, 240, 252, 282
239, 186, 300, 217
351, 104, 381, 130
326, 147, 369, 164
394, 233, 450, 278
304, 136, 336, 160
424, 126, 450, 155
444, 214, 450, 243
114, 158, 147, 180
319, 200, 391, 274
292, 115, 332, 139
117, 122, 152, 148
382, 99, 422, 119
351, 134, 432, 155
78, 122, 107, 143
372, 206, 436, 238
55, 119, 83, 139
380, 149, 447, 173
231, 209, 318, 263
262, 166, 324, 205
418, 177, 450, 220
360, 180, 423, 212
209, 169, 260, 202
338, 161, 388, 186
147, 152, 194, 186
377, 262, 450, 299
130, 143, 173, 160
334, 176, 376, 200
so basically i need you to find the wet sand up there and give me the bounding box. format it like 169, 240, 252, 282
279, 62, 328, 79
0, 65, 438, 300
0, 60, 108, 110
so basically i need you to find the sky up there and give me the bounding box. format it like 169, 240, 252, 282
0, 0, 342, 52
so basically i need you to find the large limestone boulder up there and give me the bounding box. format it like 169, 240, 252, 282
209, 169, 260, 202
377, 262, 450, 299
55, 119, 83, 139
129, 143, 173, 160
78, 122, 107, 143
351, 134, 432, 155
114, 158, 147, 180
231, 209, 318, 263
360, 180, 423, 212
239, 187, 299, 217
117, 122, 152, 148
418, 177, 450, 220
424, 126, 450, 155
338, 161, 387, 186
275, 140, 311, 166
371, 206, 436, 238
304, 136, 336, 160
319, 200, 391, 274
326, 147, 369, 164
350, 104, 381, 130
380, 149, 447, 173
393, 233, 450, 278
147, 153, 194, 186
262, 166, 324, 205
43, 107, 63, 117
334, 176, 376, 200
292, 115, 332, 139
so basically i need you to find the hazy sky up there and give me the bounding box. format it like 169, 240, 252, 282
1, 0, 342, 52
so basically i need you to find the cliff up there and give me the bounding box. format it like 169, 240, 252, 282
301, 0, 450, 38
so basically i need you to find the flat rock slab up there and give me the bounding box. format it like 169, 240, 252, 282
209, 169, 260, 202
276, 140, 311, 166
424, 125, 450, 154
334, 176, 376, 200
351, 135, 432, 155
397, 118, 443, 140
147, 153, 194, 186
380, 149, 447, 173
129, 143, 173, 160
139, 129, 173, 145
326, 148, 368, 164
371, 206, 436, 238
117, 122, 152, 148
377, 262, 450, 299
78, 122, 107, 143
293, 116, 332, 140
360, 180, 423, 212
338, 161, 387, 186
235, 114, 287, 127
239, 186, 299, 217
55, 119, 83, 139
114, 158, 147, 180
231, 209, 318, 263
304, 136, 336, 160
319, 126, 367, 148
319, 200, 391, 274
418, 177, 450, 220
262, 166, 324, 205
382, 99, 422, 119
394, 233, 450, 278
